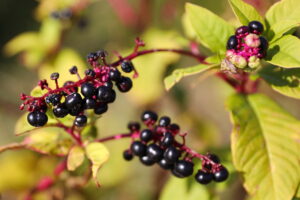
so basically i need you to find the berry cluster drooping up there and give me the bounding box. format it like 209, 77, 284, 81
123, 111, 229, 184
21, 50, 135, 127
223, 21, 268, 72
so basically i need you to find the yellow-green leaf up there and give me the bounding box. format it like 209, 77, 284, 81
227, 93, 300, 200
39, 18, 62, 51
266, 35, 300, 68
85, 142, 109, 186
268, 20, 300, 42
229, 0, 264, 26
164, 64, 216, 90
67, 145, 85, 171
185, 3, 234, 54
259, 65, 300, 99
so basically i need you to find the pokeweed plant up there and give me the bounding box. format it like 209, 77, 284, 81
2, 0, 300, 200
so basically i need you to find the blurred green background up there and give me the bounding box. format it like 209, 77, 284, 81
1, 0, 299, 199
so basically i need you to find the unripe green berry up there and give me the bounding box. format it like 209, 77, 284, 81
231, 55, 247, 69
248, 56, 261, 69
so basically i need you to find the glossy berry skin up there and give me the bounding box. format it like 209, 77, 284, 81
195, 170, 213, 184
164, 146, 181, 164
127, 122, 141, 132
226, 35, 238, 50
123, 150, 133, 161
147, 144, 163, 161
65, 93, 83, 109
27, 111, 48, 127
235, 26, 249, 36
121, 61, 134, 73
169, 123, 180, 134
94, 103, 108, 115
109, 69, 121, 81
158, 159, 174, 170
74, 115, 87, 127
174, 160, 194, 177
158, 116, 171, 127
139, 156, 156, 166
130, 141, 147, 157
83, 98, 96, 109
85, 69, 96, 77
141, 111, 158, 123
171, 168, 185, 178
140, 129, 153, 142
69, 106, 84, 116
96, 86, 115, 103
53, 104, 69, 118
103, 81, 113, 89
213, 166, 229, 182
248, 21, 264, 34
161, 132, 174, 147
116, 76, 132, 92
45, 94, 61, 106
259, 36, 268, 52
204, 154, 220, 170
81, 83, 96, 98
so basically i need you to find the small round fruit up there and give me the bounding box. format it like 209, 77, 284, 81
127, 122, 141, 132
85, 69, 96, 77
158, 159, 174, 170
147, 144, 163, 161
94, 103, 108, 115
141, 111, 158, 124
213, 166, 229, 182
96, 86, 115, 103
139, 156, 155, 166
81, 83, 96, 98
171, 168, 185, 178
195, 170, 213, 184
74, 115, 87, 127
45, 94, 61, 106
83, 98, 96, 109
53, 104, 69, 118
158, 116, 171, 127
121, 61, 134, 73
259, 36, 268, 52
116, 76, 132, 92
109, 69, 121, 81
226, 35, 238, 50
204, 154, 220, 170
27, 111, 48, 127
169, 123, 180, 134
164, 146, 181, 164
235, 26, 249, 36
161, 132, 174, 147
174, 160, 194, 177
65, 93, 83, 109
140, 129, 153, 142
123, 150, 133, 161
248, 21, 264, 34
130, 141, 147, 157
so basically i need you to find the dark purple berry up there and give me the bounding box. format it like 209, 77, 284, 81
69, 66, 78, 74
213, 166, 229, 182
174, 160, 194, 177
116, 76, 132, 92
53, 104, 69, 118
94, 103, 108, 115
158, 159, 174, 170
85, 69, 96, 77
123, 150, 133, 161
27, 111, 48, 127
259, 36, 268, 52
96, 86, 115, 103
227, 35, 238, 50
171, 168, 185, 178
103, 81, 113, 89
164, 146, 181, 164
121, 61, 134, 73
204, 154, 220, 170
45, 94, 61, 106
65, 93, 83, 115
69, 106, 83, 116
158, 116, 171, 127
127, 122, 140, 132
130, 141, 147, 157
169, 123, 180, 133
141, 111, 158, 123
74, 115, 87, 127
161, 132, 174, 147
83, 98, 96, 109
147, 144, 163, 161
109, 69, 121, 81
140, 129, 153, 142
81, 83, 96, 98
195, 170, 213, 184
235, 26, 249, 36
50, 72, 59, 80
139, 156, 155, 166
87, 52, 98, 61
248, 21, 264, 34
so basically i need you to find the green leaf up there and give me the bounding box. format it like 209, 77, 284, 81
259, 65, 300, 99
185, 3, 234, 54
39, 18, 62, 51
159, 177, 210, 200
227, 93, 300, 200
67, 145, 85, 171
265, 0, 300, 28
266, 35, 300, 68
85, 142, 110, 186
164, 64, 216, 90
229, 0, 264, 25
30, 86, 48, 97
268, 20, 300, 42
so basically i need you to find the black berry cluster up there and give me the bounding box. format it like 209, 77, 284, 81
123, 111, 229, 184
224, 21, 268, 71
21, 51, 135, 127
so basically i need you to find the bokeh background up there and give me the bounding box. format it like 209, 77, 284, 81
0, 0, 299, 199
